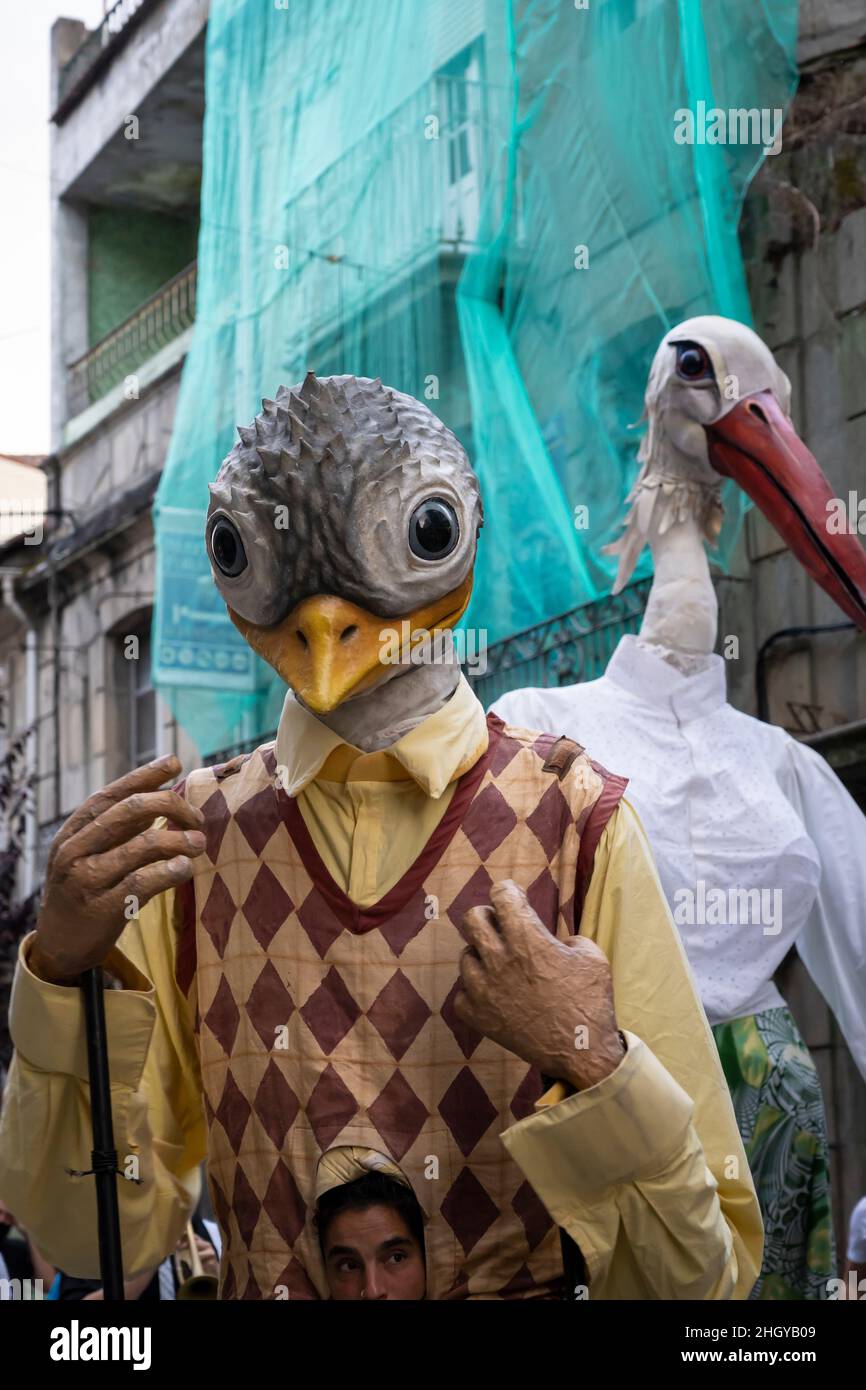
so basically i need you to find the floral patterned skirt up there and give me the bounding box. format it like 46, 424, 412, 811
712, 1007, 836, 1300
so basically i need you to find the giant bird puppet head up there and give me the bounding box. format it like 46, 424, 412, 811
609, 314, 866, 634
205, 373, 483, 716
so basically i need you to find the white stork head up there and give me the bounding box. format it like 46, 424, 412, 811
608, 314, 866, 634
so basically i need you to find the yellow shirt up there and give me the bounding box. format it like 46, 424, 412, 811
0, 680, 762, 1298
275, 676, 489, 906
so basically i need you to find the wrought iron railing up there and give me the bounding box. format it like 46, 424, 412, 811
467, 579, 652, 708
202, 581, 651, 764
67, 261, 197, 415
55, 0, 155, 120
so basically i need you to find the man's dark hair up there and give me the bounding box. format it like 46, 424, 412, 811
315, 1171, 425, 1253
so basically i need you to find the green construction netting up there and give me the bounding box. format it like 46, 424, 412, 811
153, 0, 798, 758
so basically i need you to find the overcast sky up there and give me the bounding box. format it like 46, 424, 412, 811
0, 1, 107, 455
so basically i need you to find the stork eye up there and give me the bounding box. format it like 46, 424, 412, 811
675, 342, 713, 381
408, 497, 459, 561
210, 517, 248, 577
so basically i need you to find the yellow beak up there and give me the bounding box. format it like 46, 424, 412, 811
229, 573, 473, 713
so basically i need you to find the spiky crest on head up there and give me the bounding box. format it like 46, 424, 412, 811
208, 373, 478, 520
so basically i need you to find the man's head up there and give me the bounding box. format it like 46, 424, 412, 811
316, 1170, 426, 1301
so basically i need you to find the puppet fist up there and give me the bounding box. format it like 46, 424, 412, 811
29, 756, 206, 985
455, 880, 625, 1091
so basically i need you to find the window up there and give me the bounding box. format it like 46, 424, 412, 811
438, 42, 483, 246
129, 626, 156, 767
114, 620, 156, 772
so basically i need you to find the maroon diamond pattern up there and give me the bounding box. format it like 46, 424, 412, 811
201, 787, 231, 863
272, 1257, 319, 1300
262, 1159, 307, 1245
203, 975, 241, 1056
368, 1070, 428, 1161
222, 1264, 236, 1300
245, 959, 295, 1051
440, 978, 482, 1059
441, 1167, 499, 1254
242, 863, 294, 950
531, 732, 557, 761
305, 1063, 358, 1148
487, 732, 522, 778
526, 780, 571, 861
260, 745, 278, 779
297, 886, 344, 959
235, 785, 283, 856
499, 1263, 536, 1297
200, 873, 236, 958
446, 863, 494, 933
438, 1066, 497, 1156
510, 1066, 544, 1121
300, 967, 361, 1054
558, 892, 576, 935
460, 782, 518, 860
209, 1174, 231, 1233
253, 1059, 300, 1149
240, 1262, 263, 1299
186, 708, 593, 1300
512, 1180, 553, 1252
231, 1165, 262, 1249
525, 867, 559, 932
377, 887, 431, 957
366, 970, 431, 1060
215, 1070, 252, 1153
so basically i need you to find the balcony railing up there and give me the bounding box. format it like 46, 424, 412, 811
67, 260, 197, 416
467, 579, 652, 709
54, 0, 157, 122
203, 580, 651, 765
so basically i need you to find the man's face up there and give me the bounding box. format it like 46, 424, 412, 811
323, 1203, 426, 1301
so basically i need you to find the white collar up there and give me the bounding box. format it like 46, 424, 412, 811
605, 635, 728, 722
273, 673, 488, 798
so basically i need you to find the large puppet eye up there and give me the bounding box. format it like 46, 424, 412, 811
209, 516, 248, 577
675, 341, 713, 381
408, 497, 459, 560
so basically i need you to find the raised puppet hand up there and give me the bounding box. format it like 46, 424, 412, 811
28, 755, 207, 985
455, 879, 626, 1091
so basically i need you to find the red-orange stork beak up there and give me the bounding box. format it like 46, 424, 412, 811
706, 389, 866, 632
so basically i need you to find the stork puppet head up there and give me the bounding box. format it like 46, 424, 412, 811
609, 314, 866, 633
206, 374, 482, 717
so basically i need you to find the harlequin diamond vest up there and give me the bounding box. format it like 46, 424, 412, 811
175, 713, 626, 1300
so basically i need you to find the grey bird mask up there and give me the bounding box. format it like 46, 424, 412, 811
205, 373, 483, 713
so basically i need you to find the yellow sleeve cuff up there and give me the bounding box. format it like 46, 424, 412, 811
10, 932, 158, 1090
500, 1031, 694, 1209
